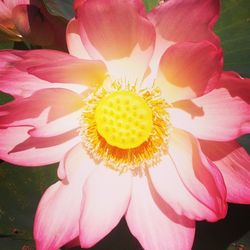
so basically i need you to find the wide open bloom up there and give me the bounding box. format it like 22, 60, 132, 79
0, 0, 66, 49
0, 0, 250, 249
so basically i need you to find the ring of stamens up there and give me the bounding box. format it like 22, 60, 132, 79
80, 82, 171, 173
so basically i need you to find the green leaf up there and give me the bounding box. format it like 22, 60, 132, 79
43, 0, 74, 20
214, 0, 250, 77
0, 162, 57, 246
143, 0, 159, 11
0, 41, 14, 50
0, 92, 14, 105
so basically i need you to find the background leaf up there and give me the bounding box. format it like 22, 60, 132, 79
43, 0, 74, 20
143, 0, 159, 11
214, 0, 250, 77
0, 163, 57, 249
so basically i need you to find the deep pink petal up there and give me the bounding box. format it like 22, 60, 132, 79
169, 73, 250, 140
34, 144, 95, 250
0, 127, 79, 166
149, 156, 224, 221
126, 176, 195, 250
155, 41, 222, 103
66, 18, 91, 60
200, 140, 250, 204
79, 167, 132, 248
77, 0, 155, 82
168, 129, 227, 220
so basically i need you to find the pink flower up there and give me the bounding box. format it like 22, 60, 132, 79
0, 0, 66, 49
0, 0, 250, 249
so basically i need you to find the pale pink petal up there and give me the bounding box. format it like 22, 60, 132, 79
34, 144, 95, 250
0, 88, 83, 134
155, 41, 222, 103
77, 0, 155, 82
79, 167, 132, 248
149, 156, 224, 221
0, 127, 80, 166
29, 109, 82, 138
200, 140, 250, 204
168, 129, 227, 220
126, 176, 195, 250
66, 18, 91, 60
169, 73, 250, 140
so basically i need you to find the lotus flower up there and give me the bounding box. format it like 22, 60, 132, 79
0, 0, 250, 249
0, 0, 66, 49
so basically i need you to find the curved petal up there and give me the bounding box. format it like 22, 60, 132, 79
168, 129, 227, 220
149, 156, 224, 221
169, 73, 250, 140
79, 166, 132, 248
66, 18, 91, 60
126, 176, 195, 250
0, 88, 83, 133
200, 140, 250, 204
34, 144, 95, 250
77, 0, 155, 82
155, 41, 222, 103
0, 126, 80, 166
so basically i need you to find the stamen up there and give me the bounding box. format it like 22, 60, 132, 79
80, 82, 171, 173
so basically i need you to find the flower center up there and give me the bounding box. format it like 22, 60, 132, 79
95, 91, 153, 149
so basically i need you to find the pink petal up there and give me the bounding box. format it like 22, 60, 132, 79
77, 0, 155, 82
34, 144, 95, 250
0, 50, 90, 97
0, 126, 80, 166
149, 156, 225, 221
126, 176, 195, 250
148, 0, 220, 60
0, 88, 83, 134
169, 73, 250, 140
9, 49, 107, 87
27, 58, 107, 87
29, 109, 82, 138
200, 140, 250, 204
12, 4, 55, 47
155, 41, 222, 103
0, 1, 11, 20
168, 129, 227, 220
66, 18, 91, 60
79, 166, 132, 248
4, 0, 30, 10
